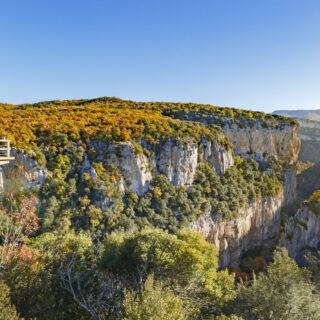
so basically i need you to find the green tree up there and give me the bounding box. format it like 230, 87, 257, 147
102, 228, 235, 314
0, 281, 21, 320
232, 249, 320, 320
3, 231, 93, 320
123, 275, 189, 320
213, 315, 243, 320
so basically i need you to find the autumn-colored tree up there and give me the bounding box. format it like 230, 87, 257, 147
0, 195, 39, 269
4, 231, 92, 320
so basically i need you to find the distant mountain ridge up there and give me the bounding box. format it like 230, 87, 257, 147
273, 109, 320, 122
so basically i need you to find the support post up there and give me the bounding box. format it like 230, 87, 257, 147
0, 137, 14, 194
0, 167, 3, 194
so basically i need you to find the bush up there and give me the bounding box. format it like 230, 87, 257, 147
123, 275, 189, 320
232, 249, 320, 320
102, 228, 235, 313
0, 281, 21, 320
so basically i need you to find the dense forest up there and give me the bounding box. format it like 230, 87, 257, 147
0, 98, 319, 320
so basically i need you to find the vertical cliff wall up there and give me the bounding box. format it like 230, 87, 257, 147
188, 120, 300, 267
87, 137, 233, 195
297, 119, 320, 163
1, 149, 46, 192
192, 194, 284, 267
0, 103, 301, 268
223, 124, 300, 164
167, 110, 300, 164
283, 165, 297, 205
283, 206, 320, 264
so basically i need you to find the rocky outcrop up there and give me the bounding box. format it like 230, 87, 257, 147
223, 124, 300, 164
272, 111, 320, 163
297, 119, 320, 163
153, 138, 198, 187
1, 136, 233, 198
283, 165, 297, 205
89, 141, 153, 196
283, 206, 320, 264
191, 193, 284, 267
1, 149, 46, 192
168, 110, 300, 164
88, 137, 233, 195
198, 139, 234, 176
153, 138, 234, 186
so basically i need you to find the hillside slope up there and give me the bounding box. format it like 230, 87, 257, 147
0, 97, 300, 266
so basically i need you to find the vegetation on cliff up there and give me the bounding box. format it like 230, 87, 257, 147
0, 98, 231, 151
0, 96, 297, 153
0, 97, 305, 320
231, 250, 320, 320
35, 133, 282, 234
305, 190, 320, 215
2, 206, 319, 320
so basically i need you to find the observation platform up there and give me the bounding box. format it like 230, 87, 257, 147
0, 138, 15, 165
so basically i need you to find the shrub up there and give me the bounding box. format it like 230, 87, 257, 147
123, 275, 189, 320
0, 281, 21, 320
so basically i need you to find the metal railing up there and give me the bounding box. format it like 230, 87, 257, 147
0, 138, 11, 159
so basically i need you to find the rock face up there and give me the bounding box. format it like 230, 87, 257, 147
198, 139, 234, 176
283, 206, 320, 264
1, 114, 301, 268
283, 165, 297, 205
88, 137, 233, 195
89, 141, 153, 196
297, 119, 320, 163
191, 193, 284, 267
223, 124, 300, 164
169, 110, 300, 164
106, 143, 153, 196
1, 149, 46, 191
153, 138, 234, 185
272, 110, 320, 163
153, 138, 198, 187
2, 137, 233, 197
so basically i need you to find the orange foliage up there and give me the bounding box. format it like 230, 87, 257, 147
12, 195, 39, 235
0, 101, 226, 149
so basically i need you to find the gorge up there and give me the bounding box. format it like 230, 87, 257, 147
2, 97, 317, 268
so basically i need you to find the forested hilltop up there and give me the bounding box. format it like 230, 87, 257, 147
0, 97, 295, 146
2, 97, 320, 320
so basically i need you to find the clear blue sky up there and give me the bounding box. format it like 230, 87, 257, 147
1, 0, 320, 112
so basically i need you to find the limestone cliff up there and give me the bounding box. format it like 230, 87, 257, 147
90, 140, 153, 196
283, 206, 320, 263
1, 125, 299, 268
87, 137, 233, 195
283, 165, 297, 205
0, 98, 302, 268
167, 110, 300, 164
297, 119, 320, 163
191, 194, 284, 267
1, 149, 46, 191
223, 124, 300, 164
272, 110, 320, 163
